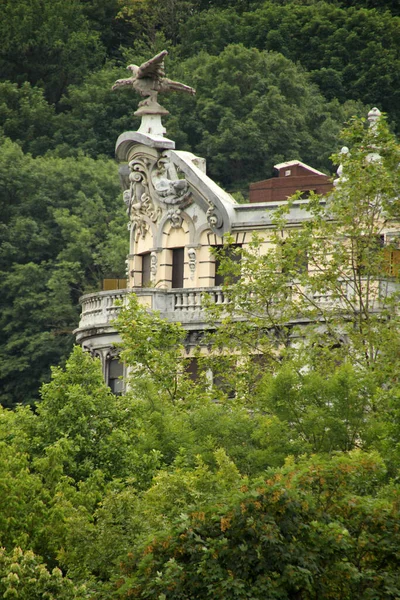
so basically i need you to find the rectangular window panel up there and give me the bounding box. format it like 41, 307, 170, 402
185, 358, 198, 382
384, 248, 400, 277
103, 278, 127, 290
172, 247, 184, 288
141, 252, 151, 287
214, 245, 242, 286
108, 358, 124, 396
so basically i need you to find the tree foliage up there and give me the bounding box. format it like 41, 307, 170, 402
0, 547, 81, 600
1, 259, 400, 596
0, 139, 126, 406
161, 45, 363, 189
180, 2, 400, 129
0, 0, 105, 103
208, 113, 400, 376
117, 453, 400, 600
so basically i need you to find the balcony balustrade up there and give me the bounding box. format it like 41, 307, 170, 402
77, 278, 399, 334
78, 287, 230, 331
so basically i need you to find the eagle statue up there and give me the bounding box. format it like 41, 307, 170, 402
112, 50, 196, 106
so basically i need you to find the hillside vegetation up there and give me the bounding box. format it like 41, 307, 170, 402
2, 3, 400, 597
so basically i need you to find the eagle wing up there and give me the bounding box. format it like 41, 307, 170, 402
137, 50, 168, 80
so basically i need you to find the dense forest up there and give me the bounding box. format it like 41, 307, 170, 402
1, 1, 400, 597
1, 0, 399, 406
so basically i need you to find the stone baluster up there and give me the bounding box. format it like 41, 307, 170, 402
188, 292, 195, 309
216, 290, 224, 305
102, 295, 109, 321
175, 293, 182, 310
181, 292, 188, 309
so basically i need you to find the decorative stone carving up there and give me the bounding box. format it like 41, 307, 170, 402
185, 330, 205, 348
124, 148, 193, 236
82, 347, 111, 378
128, 157, 162, 222
154, 177, 189, 205
112, 50, 195, 115
206, 201, 223, 229
123, 189, 131, 214
167, 208, 183, 229
153, 151, 192, 207
188, 247, 196, 280
150, 251, 158, 282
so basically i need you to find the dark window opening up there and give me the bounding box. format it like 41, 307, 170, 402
356, 235, 384, 275
108, 358, 124, 395
281, 241, 308, 275
294, 249, 308, 274
172, 247, 184, 288
185, 358, 198, 382
213, 372, 236, 398
141, 252, 151, 287
298, 189, 316, 199
214, 245, 242, 286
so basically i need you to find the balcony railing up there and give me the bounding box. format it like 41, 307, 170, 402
78, 287, 229, 331
77, 278, 400, 333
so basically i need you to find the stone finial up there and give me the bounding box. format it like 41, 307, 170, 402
367, 107, 382, 129
367, 107, 382, 163
333, 146, 349, 187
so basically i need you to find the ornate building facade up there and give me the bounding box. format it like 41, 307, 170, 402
74, 113, 336, 392
74, 54, 397, 393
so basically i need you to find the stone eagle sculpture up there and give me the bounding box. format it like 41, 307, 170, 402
112, 50, 196, 106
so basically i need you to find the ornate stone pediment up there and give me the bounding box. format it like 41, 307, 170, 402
116, 131, 237, 241
122, 144, 195, 235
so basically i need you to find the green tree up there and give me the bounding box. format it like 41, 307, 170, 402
116, 0, 197, 47
0, 82, 56, 155
116, 295, 194, 403
0, 0, 105, 103
0, 547, 81, 600
115, 452, 400, 600
0, 435, 47, 553
203, 112, 400, 455
0, 139, 127, 407
0, 298, 399, 595
257, 364, 378, 454
337, 0, 399, 16
162, 45, 365, 190
180, 3, 400, 131
52, 65, 140, 159
33, 346, 155, 483
208, 112, 400, 374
